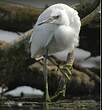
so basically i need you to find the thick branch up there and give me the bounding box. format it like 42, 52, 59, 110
0, 0, 100, 31
0, 1, 100, 95
0, 1, 42, 32
0, 6, 100, 51
73, 62, 100, 83
81, 6, 100, 26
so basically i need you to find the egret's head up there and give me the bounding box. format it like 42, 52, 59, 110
38, 9, 69, 26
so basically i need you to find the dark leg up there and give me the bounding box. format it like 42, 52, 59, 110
51, 51, 74, 100
61, 50, 74, 97
44, 49, 50, 102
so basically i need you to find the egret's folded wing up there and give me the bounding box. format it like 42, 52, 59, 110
30, 24, 54, 58
29, 25, 38, 43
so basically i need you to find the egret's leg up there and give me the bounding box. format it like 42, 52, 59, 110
44, 49, 50, 102
62, 51, 74, 96
51, 51, 74, 100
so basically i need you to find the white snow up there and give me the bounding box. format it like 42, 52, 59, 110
74, 48, 91, 62
80, 56, 101, 69
53, 48, 100, 69
0, 29, 100, 70
0, 29, 19, 43
4, 86, 44, 97
53, 48, 91, 62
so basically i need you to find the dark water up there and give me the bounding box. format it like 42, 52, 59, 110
0, 99, 100, 110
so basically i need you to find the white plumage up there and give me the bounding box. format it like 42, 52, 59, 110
30, 3, 81, 59
30, 3, 81, 101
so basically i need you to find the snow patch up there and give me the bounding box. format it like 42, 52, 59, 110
53, 48, 91, 62
4, 86, 44, 97
80, 56, 101, 69
53, 48, 100, 69
0, 29, 19, 43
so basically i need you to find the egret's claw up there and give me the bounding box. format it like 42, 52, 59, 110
53, 63, 73, 100
45, 95, 51, 102
60, 63, 73, 80
50, 90, 64, 101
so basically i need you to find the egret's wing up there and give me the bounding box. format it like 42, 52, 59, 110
30, 3, 81, 58
29, 25, 37, 44
30, 6, 53, 44
30, 7, 56, 58
30, 24, 55, 58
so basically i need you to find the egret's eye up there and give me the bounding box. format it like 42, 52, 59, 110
53, 15, 60, 19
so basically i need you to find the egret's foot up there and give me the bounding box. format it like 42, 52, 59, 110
45, 97, 51, 102
50, 80, 66, 101
44, 84, 51, 102
61, 63, 73, 80
62, 82, 66, 97
64, 63, 73, 71
56, 78, 67, 97
50, 87, 67, 101
44, 94, 51, 102
44, 89, 51, 102
60, 63, 72, 97
51, 63, 72, 101
61, 64, 72, 81
51, 90, 64, 101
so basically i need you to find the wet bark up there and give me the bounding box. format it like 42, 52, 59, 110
0, 0, 100, 31
0, 0, 100, 96
0, 1, 42, 32
0, 43, 100, 96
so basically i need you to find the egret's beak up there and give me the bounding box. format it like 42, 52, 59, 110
38, 17, 54, 25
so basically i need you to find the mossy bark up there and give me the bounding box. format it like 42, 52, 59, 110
0, 0, 100, 96
0, 0, 100, 31
0, 41, 100, 96
0, 1, 42, 32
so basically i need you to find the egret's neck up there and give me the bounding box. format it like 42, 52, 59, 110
69, 16, 81, 33
61, 16, 69, 26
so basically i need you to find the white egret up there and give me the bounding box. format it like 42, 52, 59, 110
30, 3, 81, 101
